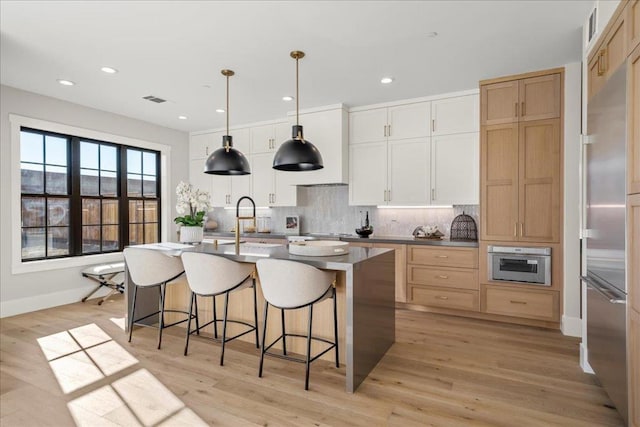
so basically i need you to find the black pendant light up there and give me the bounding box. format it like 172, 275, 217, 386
273, 51, 323, 171
205, 69, 250, 175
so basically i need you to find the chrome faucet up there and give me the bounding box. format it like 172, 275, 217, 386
235, 196, 256, 251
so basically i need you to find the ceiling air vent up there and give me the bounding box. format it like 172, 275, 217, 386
142, 95, 166, 103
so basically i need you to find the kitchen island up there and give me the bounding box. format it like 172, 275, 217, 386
125, 241, 395, 393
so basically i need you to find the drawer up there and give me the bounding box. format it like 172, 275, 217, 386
409, 285, 478, 311
408, 245, 478, 268
482, 286, 559, 322
407, 265, 478, 290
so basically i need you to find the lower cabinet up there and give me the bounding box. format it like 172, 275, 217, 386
408, 285, 478, 311
481, 285, 559, 322
406, 245, 479, 312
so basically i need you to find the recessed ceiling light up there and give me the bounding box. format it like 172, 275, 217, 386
57, 79, 75, 86
426, 31, 438, 38
216, 109, 225, 113
101, 66, 118, 74
282, 96, 294, 102
380, 77, 394, 84
178, 115, 187, 120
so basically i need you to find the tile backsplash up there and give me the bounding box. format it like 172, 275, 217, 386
209, 185, 478, 238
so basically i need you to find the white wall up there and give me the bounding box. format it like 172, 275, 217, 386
0, 85, 189, 317
562, 62, 583, 337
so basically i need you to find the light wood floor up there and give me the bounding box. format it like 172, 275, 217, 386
0, 295, 624, 426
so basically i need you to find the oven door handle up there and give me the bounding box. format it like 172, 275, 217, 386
581, 275, 626, 304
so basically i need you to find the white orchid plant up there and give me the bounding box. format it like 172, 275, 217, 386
174, 181, 212, 227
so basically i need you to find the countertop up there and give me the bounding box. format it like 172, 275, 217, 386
203, 231, 479, 248
139, 241, 392, 270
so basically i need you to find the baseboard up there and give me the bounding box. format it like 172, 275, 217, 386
580, 342, 595, 374
561, 315, 582, 337
0, 286, 110, 318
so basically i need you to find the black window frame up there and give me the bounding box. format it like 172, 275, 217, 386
19, 127, 162, 262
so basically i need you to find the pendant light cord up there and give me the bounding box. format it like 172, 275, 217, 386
226, 73, 230, 136
296, 55, 299, 127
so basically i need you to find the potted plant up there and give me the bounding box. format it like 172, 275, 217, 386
174, 181, 212, 244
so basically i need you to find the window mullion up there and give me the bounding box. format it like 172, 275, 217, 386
70, 137, 82, 256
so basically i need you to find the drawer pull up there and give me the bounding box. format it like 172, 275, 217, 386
436, 275, 449, 279
436, 255, 449, 258
435, 296, 449, 300
510, 300, 527, 305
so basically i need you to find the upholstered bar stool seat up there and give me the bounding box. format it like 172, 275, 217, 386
181, 253, 259, 366
256, 259, 339, 390
123, 247, 193, 350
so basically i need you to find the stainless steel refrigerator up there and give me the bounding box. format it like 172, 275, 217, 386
584, 63, 628, 424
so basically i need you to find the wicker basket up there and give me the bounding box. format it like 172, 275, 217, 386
450, 212, 478, 241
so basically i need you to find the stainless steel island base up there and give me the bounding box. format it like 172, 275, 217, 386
124, 243, 395, 393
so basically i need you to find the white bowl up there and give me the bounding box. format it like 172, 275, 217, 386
288, 240, 350, 257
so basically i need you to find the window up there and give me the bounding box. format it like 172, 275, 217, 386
20, 128, 161, 261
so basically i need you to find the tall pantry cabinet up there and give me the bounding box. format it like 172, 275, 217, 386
479, 68, 564, 328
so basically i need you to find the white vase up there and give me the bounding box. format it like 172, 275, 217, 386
179, 226, 203, 244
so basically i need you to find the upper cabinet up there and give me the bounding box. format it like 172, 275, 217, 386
349, 94, 479, 206
628, 0, 640, 54
190, 132, 218, 160
431, 95, 479, 135
250, 122, 289, 154
481, 75, 560, 125
630, 44, 640, 195
349, 102, 430, 145
251, 153, 297, 207
288, 105, 349, 186
588, 7, 628, 100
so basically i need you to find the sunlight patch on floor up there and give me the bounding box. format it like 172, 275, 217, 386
38, 323, 207, 426
109, 317, 126, 331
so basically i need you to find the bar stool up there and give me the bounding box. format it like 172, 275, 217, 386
256, 259, 339, 390
123, 247, 193, 350
181, 253, 259, 366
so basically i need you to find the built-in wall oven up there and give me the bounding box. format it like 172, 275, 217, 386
487, 246, 552, 286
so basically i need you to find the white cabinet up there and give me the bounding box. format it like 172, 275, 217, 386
229, 128, 251, 155
190, 132, 220, 160
251, 153, 297, 207
349, 142, 387, 205
431, 94, 479, 136
388, 138, 431, 205
189, 158, 212, 195
349, 138, 430, 206
349, 102, 430, 145
211, 175, 231, 207
288, 105, 349, 185
250, 122, 289, 153
349, 92, 480, 207
431, 133, 479, 205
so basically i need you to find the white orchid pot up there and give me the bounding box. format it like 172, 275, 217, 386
179, 226, 203, 244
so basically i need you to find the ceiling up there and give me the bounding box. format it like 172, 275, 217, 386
1, 1, 593, 133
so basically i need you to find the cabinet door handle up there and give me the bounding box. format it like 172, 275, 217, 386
206, 147, 209, 155
437, 275, 449, 279
597, 50, 606, 76
510, 300, 527, 305
436, 255, 449, 258
520, 223, 524, 237
435, 296, 449, 300
272, 193, 276, 204
514, 223, 517, 237
521, 102, 525, 116
515, 102, 518, 117
388, 124, 391, 137
431, 188, 436, 200
383, 125, 387, 137
388, 190, 391, 201
432, 119, 435, 132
